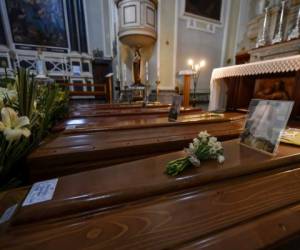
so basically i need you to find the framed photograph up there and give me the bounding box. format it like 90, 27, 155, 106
240, 99, 294, 155
168, 95, 183, 122
184, 0, 222, 24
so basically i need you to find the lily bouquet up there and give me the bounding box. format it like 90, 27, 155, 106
165, 131, 225, 176
0, 68, 68, 189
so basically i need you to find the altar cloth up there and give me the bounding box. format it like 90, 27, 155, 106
209, 54, 300, 111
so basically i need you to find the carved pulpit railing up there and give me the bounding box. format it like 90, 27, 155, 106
209, 55, 300, 119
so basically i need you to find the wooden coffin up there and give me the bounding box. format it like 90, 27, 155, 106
27, 112, 245, 181
60, 112, 243, 134
54, 108, 205, 133
69, 102, 169, 110
2, 140, 300, 249
68, 106, 201, 118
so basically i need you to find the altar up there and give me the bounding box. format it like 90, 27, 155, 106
209, 54, 300, 120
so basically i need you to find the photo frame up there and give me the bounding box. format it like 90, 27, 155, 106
168, 95, 183, 122
183, 0, 223, 24
240, 99, 294, 155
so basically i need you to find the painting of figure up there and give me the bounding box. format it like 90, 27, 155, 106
185, 0, 222, 23
6, 0, 67, 47
0, 11, 6, 45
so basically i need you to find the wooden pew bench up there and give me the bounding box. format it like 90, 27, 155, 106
63, 82, 112, 103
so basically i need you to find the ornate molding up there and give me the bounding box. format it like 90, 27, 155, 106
178, 0, 225, 34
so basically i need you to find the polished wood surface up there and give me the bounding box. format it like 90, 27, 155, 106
54, 108, 205, 133
9, 140, 300, 226
69, 106, 201, 118
2, 141, 300, 249
178, 202, 300, 250
61, 113, 245, 134
107, 76, 113, 104
69, 103, 169, 110
27, 112, 245, 181
183, 75, 191, 107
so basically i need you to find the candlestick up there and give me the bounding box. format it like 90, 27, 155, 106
272, 0, 286, 44
288, 6, 300, 40
256, 6, 270, 48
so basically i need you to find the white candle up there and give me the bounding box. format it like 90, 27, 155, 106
157, 65, 160, 80
145, 61, 149, 81
123, 63, 127, 82
116, 64, 120, 80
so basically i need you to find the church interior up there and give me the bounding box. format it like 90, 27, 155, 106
1, 0, 300, 249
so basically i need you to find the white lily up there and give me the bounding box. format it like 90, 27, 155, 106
0, 87, 17, 103
188, 143, 195, 153
217, 154, 225, 164
209, 136, 217, 143
188, 155, 200, 167
193, 138, 200, 147
0, 107, 31, 142
198, 131, 210, 139
209, 147, 217, 155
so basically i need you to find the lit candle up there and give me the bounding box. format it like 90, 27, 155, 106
199, 60, 206, 68
188, 59, 194, 70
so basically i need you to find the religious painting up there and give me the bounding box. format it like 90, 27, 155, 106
254, 77, 294, 101
240, 99, 294, 155
6, 0, 68, 48
0, 10, 6, 45
185, 0, 222, 23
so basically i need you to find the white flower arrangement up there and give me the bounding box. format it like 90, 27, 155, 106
0, 107, 31, 142
0, 68, 69, 189
165, 131, 225, 176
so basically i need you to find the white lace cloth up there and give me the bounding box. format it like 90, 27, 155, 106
209, 55, 300, 111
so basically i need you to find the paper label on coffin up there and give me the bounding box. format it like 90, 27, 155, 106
22, 178, 58, 206
240, 99, 294, 155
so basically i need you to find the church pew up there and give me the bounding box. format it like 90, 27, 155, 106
2, 141, 300, 249
27, 112, 245, 181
